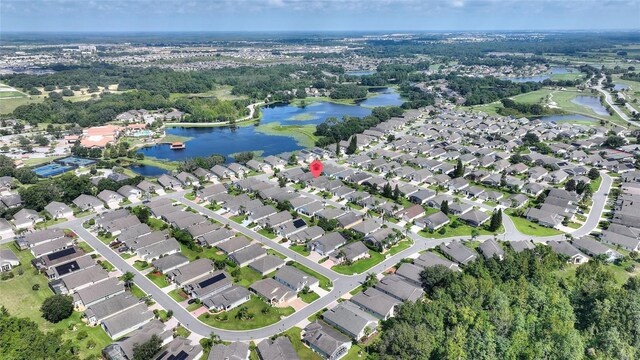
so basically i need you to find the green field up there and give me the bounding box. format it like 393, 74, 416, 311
146, 271, 170, 288
0, 95, 44, 114
0, 91, 25, 98
234, 266, 263, 288
198, 296, 294, 330
254, 122, 319, 148
299, 291, 320, 303
0, 243, 112, 359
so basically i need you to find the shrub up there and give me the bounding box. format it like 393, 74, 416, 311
76, 330, 88, 340
41, 294, 74, 323
32, 284, 40, 291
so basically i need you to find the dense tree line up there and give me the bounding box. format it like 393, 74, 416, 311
10, 90, 248, 127
329, 84, 368, 100
314, 106, 404, 147
397, 82, 436, 109
0, 307, 79, 360
621, 72, 640, 82
444, 75, 543, 105
370, 246, 640, 360
498, 98, 547, 116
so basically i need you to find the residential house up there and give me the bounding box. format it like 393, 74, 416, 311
250, 278, 296, 305
548, 240, 589, 264
322, 302, 379, 341
303, 321, 351, 360
45, 201, 73, 220
274, 265, 319, 292
350, 287, 400, 320
0, 248, 19, 271
439, 241, 477, 265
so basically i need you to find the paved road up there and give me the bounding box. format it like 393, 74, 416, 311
569, 172, 612, 238
593, 78, 636, 127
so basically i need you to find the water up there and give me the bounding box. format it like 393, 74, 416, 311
614, 83, 629, 91
138, 88, 403, 161
570, 96, 609, 116
535, 114, 598, 123
346, 70, 376, 76
129, 164, 169, 177
358, 87, 404, 107
503, 67, 575, 83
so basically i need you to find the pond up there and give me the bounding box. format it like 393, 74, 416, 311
503, 67, 576, 83
535, 114, 598, 123
614, 83, 629, 91
138, 87, 404, 162
129, 164, 169, 177
570, 96, 609, 116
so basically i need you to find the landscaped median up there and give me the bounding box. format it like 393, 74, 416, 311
197, 296, 294, 330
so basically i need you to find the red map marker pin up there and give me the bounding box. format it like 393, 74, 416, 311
310, 160, 323, 178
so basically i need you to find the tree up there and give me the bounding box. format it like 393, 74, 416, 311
288, 153, 297, 165
604, 135, 625, 148
346, 135, 358, 155
382, 183, 393, 199
335, 142, 341, 157
565, 179, 577, 192
14, 168, 38, 184
393, 184, 401, 201
440, 200, 449, 215
420, 265, 457, 295
41, 294, 73, 323
453, 159, 464, 178
523, 132, 540, 145
233, 151, 254, 164
121, 271, 135, 289
588, 168, 600, 180
33, 134, 50, 146
488, 209, 502, 231
133, 334, 162, 360
364, 272, 377, 289
471, 228, 480, 240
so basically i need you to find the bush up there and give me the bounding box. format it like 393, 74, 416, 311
76, 330, 88, 340
86, 340, 96, 349
32, 284, 40, 291
16, 267, 24, 276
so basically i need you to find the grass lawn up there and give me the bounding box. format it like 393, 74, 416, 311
506, 210, 563, 236
174, 325, 192, 338
234, 266, 263, 288
97, 233, 114, 244
343, 343, 368, 360
129, 284, 146, 299
0, 243, 112, 359
155, 309, 171, 322
281, 327, 322, 360
258, 229, 277, 239
299, 291, 320, 304
349, 285, 364, 295
185, 193, 196, 201
231, 214, 247, 224
147, 217, 167, 231
35, 217, 67, 229
146, 271, 170, 288
387, 240, 412, 256
567, 222, 582, 229
76, 241, 94, 253
186, 302, 203, 312
290, 244, 310, 256
332, 250, 385, 275
290, 263, 332, 291
198, 296, 294, 330
99, 260, 115, 272
120, 252, 134, 259
267, 249, 287, 259
169, 289, 189, 302
133, 260, 151, 271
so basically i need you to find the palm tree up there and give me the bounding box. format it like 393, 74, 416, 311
121, 271, 135, 289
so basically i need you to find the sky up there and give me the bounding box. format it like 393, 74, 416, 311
1, 0, 639, 33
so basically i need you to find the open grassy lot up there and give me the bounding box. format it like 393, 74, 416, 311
0, 243, 112, 359
505, 210, 563, 236
0, 94, 44, 114
290, 262, 332, 291
129, 284, 146, 299
198, 296, 294, 330
168, 288, 189, 302
418, 216, 504, 239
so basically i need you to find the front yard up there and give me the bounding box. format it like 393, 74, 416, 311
198, 296, 294, 330
506, 210, 563, 236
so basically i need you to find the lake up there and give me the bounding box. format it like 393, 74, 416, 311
570, 96, 609, 116
138, 87, 403, 162
504, 67, 575, 83
535, 114, 598, 123
129, 164, 169, 177
614, 83, 629, 91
